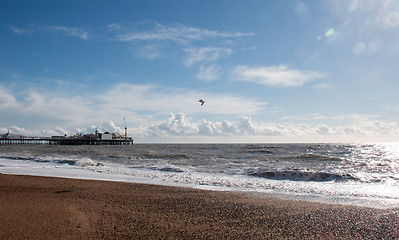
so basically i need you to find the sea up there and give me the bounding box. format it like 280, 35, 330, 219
1, 143, 399, 209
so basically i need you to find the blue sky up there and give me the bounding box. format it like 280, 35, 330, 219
1, 0, 399, 143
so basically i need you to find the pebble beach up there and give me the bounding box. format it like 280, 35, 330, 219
1, 173, 398, 239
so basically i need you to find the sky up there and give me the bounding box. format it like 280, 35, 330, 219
1, 0, 399, 143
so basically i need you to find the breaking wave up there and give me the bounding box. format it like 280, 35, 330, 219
247, 169, 358, 182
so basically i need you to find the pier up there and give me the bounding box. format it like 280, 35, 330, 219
0, 138, 133, 145
1, 126, 134, 146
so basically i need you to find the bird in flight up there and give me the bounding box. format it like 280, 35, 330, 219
198, 99, 205, 106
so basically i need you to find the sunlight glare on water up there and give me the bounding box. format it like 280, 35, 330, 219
347, 143, 399, 184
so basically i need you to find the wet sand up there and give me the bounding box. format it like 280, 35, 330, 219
0, 173, 398, 239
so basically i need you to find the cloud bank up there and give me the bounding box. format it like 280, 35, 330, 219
3, 110, 398, 143
132, 112, 399, 142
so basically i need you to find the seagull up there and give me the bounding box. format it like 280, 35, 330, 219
198, 99, 205, 106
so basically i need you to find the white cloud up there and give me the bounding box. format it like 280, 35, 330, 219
9, 22, 253, 43
75, 121, 124, 135
316, 124, 330, 135
184, 47, 232, 66
233, 65, 325, 87
9, 24, 89, 40
0, 85, 97, 127
131, 112, 399, 142
1, 125, 68, 137
53, 126, 68, 135
135, 113, 284, 138
0, 83, 266, 131
148, 113, 199, 136
106, 22, 250, 65
24, 92, 93, 125
43, 25, 89, 40
9, 22, 249, 65
196, 65, 221, 82
110, 22, 254, 44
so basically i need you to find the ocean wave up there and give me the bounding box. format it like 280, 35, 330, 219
245, 145, 280, 149
247, 169, 357, 182
293, 153, 342, 162
148, 166, 184, 173
0, 154, 102, 167
129, 165, 184, 173
247, 149, 274, 154
142, 152, 192, 160
243, 145, 279, 154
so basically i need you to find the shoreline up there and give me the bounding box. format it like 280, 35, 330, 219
1, 173, 398, 239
